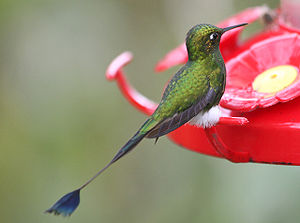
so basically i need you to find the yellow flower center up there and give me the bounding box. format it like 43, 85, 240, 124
252, 65, 298, 93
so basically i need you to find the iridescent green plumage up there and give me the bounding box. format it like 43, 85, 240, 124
46, 23, 247, 217
142, 24, 228, 138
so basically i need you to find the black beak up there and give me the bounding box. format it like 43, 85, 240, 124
222, 23, 248, 32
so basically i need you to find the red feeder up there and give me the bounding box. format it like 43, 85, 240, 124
105, 4, 300, 165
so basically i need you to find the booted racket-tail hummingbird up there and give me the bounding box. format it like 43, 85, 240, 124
46, 22, 247, 216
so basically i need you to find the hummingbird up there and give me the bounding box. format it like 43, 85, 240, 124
46, 23, 247, 216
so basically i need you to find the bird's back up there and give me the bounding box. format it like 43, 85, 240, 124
152, 55, 224, 122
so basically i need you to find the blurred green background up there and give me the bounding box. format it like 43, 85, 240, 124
2, 0, 300, 223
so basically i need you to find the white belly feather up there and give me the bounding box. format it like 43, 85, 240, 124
189, 105, 221, 128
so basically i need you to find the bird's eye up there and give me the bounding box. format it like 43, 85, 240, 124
209, 32, 219, 40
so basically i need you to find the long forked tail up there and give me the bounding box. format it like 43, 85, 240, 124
45, 119, 156, 216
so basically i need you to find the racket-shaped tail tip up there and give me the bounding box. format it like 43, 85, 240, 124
45, 189, 80, 217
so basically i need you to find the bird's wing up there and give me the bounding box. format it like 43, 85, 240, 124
146, 87, 217, 139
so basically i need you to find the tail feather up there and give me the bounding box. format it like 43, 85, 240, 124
78, 118, 158, 190
46, 119, 156, 216
111, 117, 158, 163
79, 130, 147, 191
111, 132, 146, 163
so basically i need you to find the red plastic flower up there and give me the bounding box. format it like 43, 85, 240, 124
221, 32, 300, 111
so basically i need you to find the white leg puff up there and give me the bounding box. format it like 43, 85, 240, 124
189, 106, 221, 128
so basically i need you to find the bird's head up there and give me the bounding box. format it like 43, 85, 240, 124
186, 23, 247, 61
